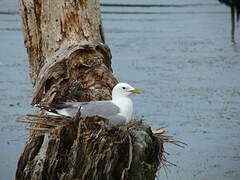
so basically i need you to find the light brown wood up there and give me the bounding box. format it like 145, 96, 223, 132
19, 0, 115, 105
16, 0, 164, 179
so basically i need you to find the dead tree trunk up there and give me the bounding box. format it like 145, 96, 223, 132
16, 0, 164, 179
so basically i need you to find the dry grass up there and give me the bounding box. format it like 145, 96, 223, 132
17, 113, 185, 176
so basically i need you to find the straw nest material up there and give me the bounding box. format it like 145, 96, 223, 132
17, 113, 184, 180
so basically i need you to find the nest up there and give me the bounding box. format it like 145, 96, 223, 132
17, 114, 185, 180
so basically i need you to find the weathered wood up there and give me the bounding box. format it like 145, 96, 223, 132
16, 0, 164, 179
19, 0, 115, 105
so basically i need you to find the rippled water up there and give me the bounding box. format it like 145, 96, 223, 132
0, 0, 240, 179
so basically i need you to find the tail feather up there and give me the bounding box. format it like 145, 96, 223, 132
34, 104, 60, 115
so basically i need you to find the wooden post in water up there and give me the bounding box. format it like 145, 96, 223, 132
218, 0, 240, 43
16, 0, 164, 179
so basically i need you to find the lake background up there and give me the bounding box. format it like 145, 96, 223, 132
0, 0, 239, 179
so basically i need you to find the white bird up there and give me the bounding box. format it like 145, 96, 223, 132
35, 83, 143, 126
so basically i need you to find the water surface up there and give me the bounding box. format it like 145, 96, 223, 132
0, 0, 239, 179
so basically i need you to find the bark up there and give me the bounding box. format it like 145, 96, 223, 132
16, 0, 164, 179
19, 0, 115, 105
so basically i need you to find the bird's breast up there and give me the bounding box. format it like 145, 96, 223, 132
112, 97, 133, 122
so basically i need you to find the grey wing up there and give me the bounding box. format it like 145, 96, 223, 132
63, 101, 126, 126
79, 101, 121, 118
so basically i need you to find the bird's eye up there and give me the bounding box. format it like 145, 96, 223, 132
122, 87, 126, 90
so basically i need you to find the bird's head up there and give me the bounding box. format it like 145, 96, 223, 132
112, 82, 143, 99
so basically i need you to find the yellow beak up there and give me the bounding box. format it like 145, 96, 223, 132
129, 88, 143, 94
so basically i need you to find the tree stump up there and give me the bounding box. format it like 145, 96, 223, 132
16, 0, 166, 179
